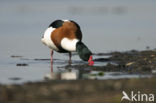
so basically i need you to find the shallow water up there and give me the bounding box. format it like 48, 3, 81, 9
0, 54, 110, 84
0, 0, 156, 84
0, 54, 153, 84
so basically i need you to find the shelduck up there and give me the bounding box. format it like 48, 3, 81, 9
41, 20, 94, 71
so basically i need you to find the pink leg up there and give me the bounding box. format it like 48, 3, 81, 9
50, 50, 53, 72
69, 52, 72, 65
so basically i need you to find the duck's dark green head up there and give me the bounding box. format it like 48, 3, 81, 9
76, 41, 94, 65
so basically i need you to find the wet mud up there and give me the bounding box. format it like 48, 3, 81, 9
0, 50, 156, 103
0, 78, 156, 103
63, 50, 156, 73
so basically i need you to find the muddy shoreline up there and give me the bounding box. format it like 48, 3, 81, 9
0, 78, 156, 103
1, 50, 156, 103
63, 50, 156, 75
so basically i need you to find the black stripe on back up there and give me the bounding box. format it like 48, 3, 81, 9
70, 20, 82, 41
49, 20, 64, 28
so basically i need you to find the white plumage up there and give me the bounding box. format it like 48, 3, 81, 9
61, 38, 79, 52
41, 27, 59, 51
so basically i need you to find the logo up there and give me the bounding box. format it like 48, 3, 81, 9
121, 91, 155, 102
